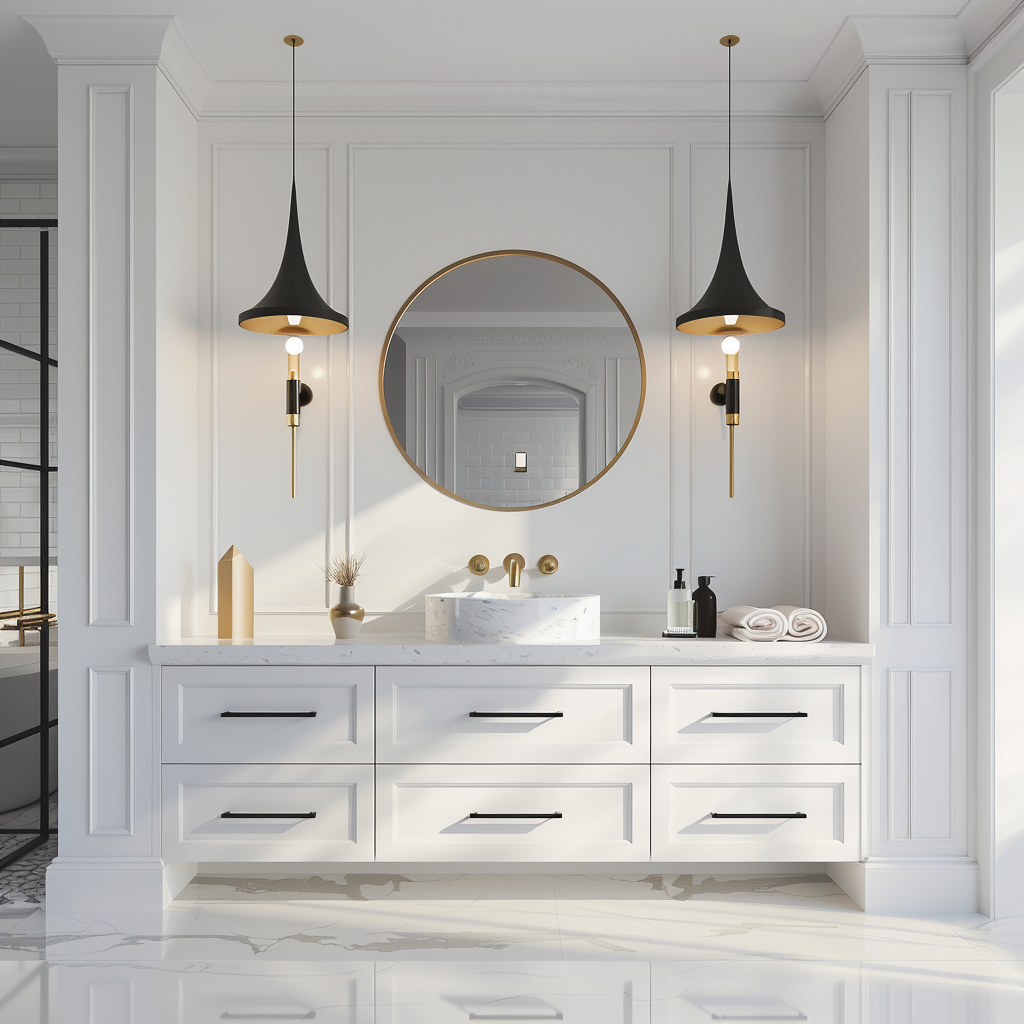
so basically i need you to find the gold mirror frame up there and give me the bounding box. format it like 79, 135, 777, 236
379, 249, 647, 512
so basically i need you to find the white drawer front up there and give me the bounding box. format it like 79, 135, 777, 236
161, 666, 373, 763
652, 666, 860, 764
652, 764, 860, 862
376, 963, 650, 1024
652, 962, 855, 1024
162, 763, 374, 861
167, 965, 373, 1024
377, 764, 650, 862
377, 666, 649, 763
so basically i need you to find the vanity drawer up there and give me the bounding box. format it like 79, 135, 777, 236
376, 764, 650, 861
166, 964, 373, 1024
652, 666, 860, 764
376, 666, 649, 763
161, 666, 373, 763
376, 963, 650, 1024
162, 763, 374, 861
651, 764, 860, 862
651, 961, 855, 1024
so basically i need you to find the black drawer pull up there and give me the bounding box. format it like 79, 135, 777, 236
469, 711, 563, 718
221, 1016, 317, 1021
710, 812, 806, 819
469, 812, 562, 819
710, 1016, 807, 1021
220, 811, 317, 819
469, 1015, 563, 1021
710, 712, 807, 718
221, 711, 317, 718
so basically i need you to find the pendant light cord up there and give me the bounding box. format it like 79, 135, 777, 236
291, 41, 296, 186
727, 41, 732, 185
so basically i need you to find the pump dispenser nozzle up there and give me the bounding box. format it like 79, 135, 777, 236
674, 568, 686, 590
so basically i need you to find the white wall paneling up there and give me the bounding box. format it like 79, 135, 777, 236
88, 668, 134, 835
887, 668, 955, 842
888, 90, 955, 628
87, 84, 134, 627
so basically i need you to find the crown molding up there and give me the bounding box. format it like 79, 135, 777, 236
0, 147, 57, 182
22, 15, 212, 120
810, 16, 968, 119
199, 79, 822, 121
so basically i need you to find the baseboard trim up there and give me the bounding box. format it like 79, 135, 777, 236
829, 857, 978, 914
45, 857, 197, 912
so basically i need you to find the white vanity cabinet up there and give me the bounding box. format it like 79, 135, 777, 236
150, 642, 870, 869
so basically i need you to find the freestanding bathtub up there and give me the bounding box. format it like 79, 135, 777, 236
0, 644, 57, 813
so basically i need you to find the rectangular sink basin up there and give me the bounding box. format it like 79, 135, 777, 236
425, 592, 600, 644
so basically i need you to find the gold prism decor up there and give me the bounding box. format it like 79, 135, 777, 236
218, 545, 254, 640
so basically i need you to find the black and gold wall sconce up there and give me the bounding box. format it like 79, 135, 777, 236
674, 35, 785, 498
237, 35, 348, 497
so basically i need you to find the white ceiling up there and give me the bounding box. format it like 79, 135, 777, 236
0, 0, 1016, 147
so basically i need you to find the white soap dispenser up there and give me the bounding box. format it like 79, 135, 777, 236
664, 569, 697, 639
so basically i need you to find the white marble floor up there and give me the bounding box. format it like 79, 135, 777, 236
1, 874, 1024, 1021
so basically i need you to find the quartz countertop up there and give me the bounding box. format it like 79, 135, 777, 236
149, 635, 873, 666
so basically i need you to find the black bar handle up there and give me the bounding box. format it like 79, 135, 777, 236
221, 811, 316, 819
710, 711, 808, 718
708, 1011, 802, 1019
221, 1015, 317, 1021
710, 812, 806, 819
469, 711, 563, 718
469, 812, 562, 819
220, 711, 317, 718
469, 1015, 563, 1021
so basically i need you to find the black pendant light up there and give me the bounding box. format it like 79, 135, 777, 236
238, 35, 348, 337
674, 36, 784, 337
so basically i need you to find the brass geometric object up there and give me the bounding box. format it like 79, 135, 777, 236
218, 545, 254, 640
468, 555, 490, 576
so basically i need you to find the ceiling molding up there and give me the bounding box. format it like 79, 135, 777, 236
22, 14, 212, 120
199, 79, 823, 121
810, 16, 968, 119
0, 147, 57, 181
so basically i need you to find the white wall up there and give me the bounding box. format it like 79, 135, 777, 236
194, 119, 825, 638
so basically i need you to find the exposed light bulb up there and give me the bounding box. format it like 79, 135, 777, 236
721, 336, 740, 355
287, 314, 302, 326
724, 314, 739, 326
285, 336, 304, 355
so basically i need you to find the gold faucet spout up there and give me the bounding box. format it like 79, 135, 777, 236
503, 553, 526, 588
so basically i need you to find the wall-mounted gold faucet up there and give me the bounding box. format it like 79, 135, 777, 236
503, 553, 526, 588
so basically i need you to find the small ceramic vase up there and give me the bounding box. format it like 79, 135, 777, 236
330, 586, 365, 640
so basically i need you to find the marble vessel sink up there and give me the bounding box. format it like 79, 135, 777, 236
425, 592, 600, 644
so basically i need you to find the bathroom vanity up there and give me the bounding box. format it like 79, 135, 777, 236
149, 638, 871, 889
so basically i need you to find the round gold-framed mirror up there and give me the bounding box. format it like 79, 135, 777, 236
379, 250, 646, 511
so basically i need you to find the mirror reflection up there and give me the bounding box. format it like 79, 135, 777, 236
381, 252, 645, 510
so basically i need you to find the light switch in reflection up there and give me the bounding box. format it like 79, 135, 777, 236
515, 451, 528, 473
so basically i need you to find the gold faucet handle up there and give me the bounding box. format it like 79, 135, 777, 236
537, 555, 558, 575
468, 554, 490, 576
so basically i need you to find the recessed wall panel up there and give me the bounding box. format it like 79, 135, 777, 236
88, 85, 134, 626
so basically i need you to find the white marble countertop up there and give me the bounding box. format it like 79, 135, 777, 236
149, 635, 873, 666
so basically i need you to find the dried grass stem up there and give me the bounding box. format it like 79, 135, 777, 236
325, 552, 367, 588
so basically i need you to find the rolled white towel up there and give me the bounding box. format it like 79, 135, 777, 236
718, 605, 788, 642
774, 605, 827, 642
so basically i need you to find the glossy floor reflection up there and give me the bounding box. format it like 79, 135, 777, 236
4, 958, 1024, 1023
1, 875, 1024, 1020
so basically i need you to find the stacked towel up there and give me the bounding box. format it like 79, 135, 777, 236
719, 605, 828, 642
775, 605, 827, 643
719, 606, 788, 642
